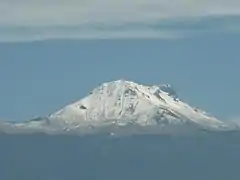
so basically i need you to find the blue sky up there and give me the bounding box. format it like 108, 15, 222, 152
0, 34, 240, 122
0, 0, 240, 122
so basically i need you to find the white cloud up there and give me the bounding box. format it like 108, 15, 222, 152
224, 116, 240, 129
0, 29, 186, 42
0, 0, 240, 41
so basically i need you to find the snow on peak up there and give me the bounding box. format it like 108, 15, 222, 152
158, 84, 178, 99
46, 79, 227, 130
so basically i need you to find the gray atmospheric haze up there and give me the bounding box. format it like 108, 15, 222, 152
1, 0, 240, 180
1, 80, 240, 180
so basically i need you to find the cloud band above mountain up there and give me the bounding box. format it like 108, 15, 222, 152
1, 0, 240, 41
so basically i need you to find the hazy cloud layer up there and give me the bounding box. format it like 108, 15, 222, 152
227, 116, 240, 127
1, 0, 240, 41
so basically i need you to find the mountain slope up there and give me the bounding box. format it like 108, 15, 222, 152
2, 80, 231, 134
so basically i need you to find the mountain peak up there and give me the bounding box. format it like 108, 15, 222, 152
2, 79, 231, 134
92, 79, 178, 100
47, 79, 226, 129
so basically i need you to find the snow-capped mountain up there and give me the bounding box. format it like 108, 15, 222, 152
1, 80, 232, 134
